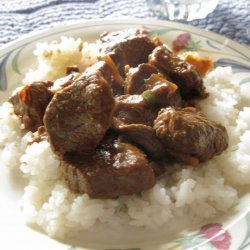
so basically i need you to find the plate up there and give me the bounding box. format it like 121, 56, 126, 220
0, 19, 250, 250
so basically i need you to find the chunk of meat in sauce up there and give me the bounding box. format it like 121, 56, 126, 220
149, 161, 166, 176
86, 58, 125, 96
124, 63, 158, 94
114, 95, 157, 126
154, 107, 228, 163
49, 72, 80, 93
113, 123, 165, 159
82, 60, 112, 83
61, 138, 156, 199
99, 29, 156, 76
143, 82, 183, 108
114, 84, 183, 159
9, 81, 53, 132
114, 78, 183, 128
149, 46, 205, 99
143, 74, 183, 108
44, 61, 115, 155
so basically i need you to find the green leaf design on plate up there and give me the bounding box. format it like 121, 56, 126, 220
0, 52, 12, 91
175, 234, 214, 250
239, 77, 250, 85
11, 46, 24, 75
186, 39, 202, 51
236, 211, 250, 250
215, 58, 250, 73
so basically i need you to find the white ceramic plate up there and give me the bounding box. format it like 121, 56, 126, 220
0, 19, 250, 250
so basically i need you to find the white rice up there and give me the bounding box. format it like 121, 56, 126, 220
23, 37, 99, 83
0, 37, 250, 238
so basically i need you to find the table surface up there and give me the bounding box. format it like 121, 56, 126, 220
0, 0, 249, 48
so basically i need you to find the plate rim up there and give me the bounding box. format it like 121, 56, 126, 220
0, 18, 249, 60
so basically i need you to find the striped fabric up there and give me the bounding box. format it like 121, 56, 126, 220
0, 0, 249, 47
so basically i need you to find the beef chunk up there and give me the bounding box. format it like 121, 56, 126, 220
113, 85, 183, 159
9, 81, 53, 132
61, 139, 156, 198
149, 46, 205, 99
124, 63, 158, 94
142, 74, 183, 108
114, 77, 182, 128
143, 82, 183, 108
99, 29, 156, 76
154, 107, 228, 163
50, 73, 79, 93
101, 55, 125, 96
44, 62, 115, 155
149, 161, 166, 176
85, 58, 124, 96
82, 60, 112, 83
114, 95, 157, 126
113, 123, 165, 159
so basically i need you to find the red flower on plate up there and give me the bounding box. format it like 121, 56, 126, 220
199, 223, 232, 250
172, 32, 191, 53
